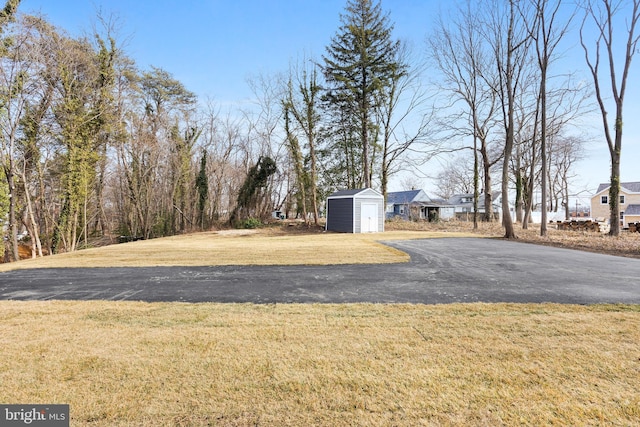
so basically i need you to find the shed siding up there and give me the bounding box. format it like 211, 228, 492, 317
327, 198, 354, 232
354, 197, 384, 232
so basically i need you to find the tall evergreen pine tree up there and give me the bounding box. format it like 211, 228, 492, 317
323, 0, 400, 189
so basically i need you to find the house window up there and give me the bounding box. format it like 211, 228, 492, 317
620, 211, 625, 220
399, 206, 405, 214
620, 195, 625, 204
601, 195, 608, 204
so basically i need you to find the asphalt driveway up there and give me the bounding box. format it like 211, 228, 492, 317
1, 238, 639, 304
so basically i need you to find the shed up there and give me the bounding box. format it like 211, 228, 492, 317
326, 188, 384, 233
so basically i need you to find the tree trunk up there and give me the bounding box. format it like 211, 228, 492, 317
609, 151, 621, 235
473, 136, 479, 230
540, 56, 549, 236
481, 143, 493, 222
362, 105, 370, 188
501, 160, 516, 238
502, 80, 517, 238
6, 164, 20, 262
309, 147, 319, 226
515, 161, 523, 223
22, 173, 43, 258
501, 0, 518, 240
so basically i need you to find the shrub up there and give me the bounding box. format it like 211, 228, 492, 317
241, 217, 262, 229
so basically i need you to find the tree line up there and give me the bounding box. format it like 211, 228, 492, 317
1, 0, 637, 261
429, 0, 638, 238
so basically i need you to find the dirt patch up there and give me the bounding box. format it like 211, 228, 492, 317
216, 229, 258, 236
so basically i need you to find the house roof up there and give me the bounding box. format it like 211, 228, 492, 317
386, 190, 426, 204
596, 182, 640, 194
387, 190, 452, 207
327, 188, 383, 199
624, 204, 640, 215
428, 197, 450, 206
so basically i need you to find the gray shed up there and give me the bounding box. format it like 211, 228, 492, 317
326, 188, 385, 233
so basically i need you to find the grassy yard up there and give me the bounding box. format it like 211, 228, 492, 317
1, 223, 639, 425
0, 229, 476, 271
1, 301, 639, 426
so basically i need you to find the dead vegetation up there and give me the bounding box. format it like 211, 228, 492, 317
1, 301, 639, 426
2, 221, 639, 425
386, 218, 640, 259
4, 219, 639, 271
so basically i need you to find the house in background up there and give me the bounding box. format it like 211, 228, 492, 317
591, 181, 640, 227
447, 191, 502, 220
386, 189, 454, 222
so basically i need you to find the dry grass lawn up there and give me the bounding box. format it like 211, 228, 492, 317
2, 221, 640, 425
4, 220, 640, 272
0, 228, 477, 272
1, 301, 639, 426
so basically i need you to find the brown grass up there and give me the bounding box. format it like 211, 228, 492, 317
387, 219, 640, 259
0, 227, 477, 272
1, 301, 639, 426
2, 221, 639, 425
5, 220, 639, 272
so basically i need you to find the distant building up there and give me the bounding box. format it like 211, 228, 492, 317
386, 190, 454, 221
591, 181, 640, 227
447, 191, 502, 219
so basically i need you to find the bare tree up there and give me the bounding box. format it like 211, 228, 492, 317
549, 134, 585, 219
430, 1, 502, 227
509, 69, 540, 225
580, 0, 640, 236
481, 0, 534, 238
282, 59, 322, 225
377, 42, 432, 202
0, 14, 46, 260
244, 73, 287, 220
525, 0, 576, 235
199, 102, 243, 223
434, 154, 476, 199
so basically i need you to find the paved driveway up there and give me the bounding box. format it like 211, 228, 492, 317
1, 238, 639, 304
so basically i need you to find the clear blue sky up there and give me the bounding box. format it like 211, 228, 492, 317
20, 0, 439, 103
18, 0, 640, 202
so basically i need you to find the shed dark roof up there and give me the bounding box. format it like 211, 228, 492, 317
596, 181, 640, 194
625, 204, 640, 215
329, 189, 365, 197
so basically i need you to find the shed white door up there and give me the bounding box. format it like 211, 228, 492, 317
361, 203, 379, 233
